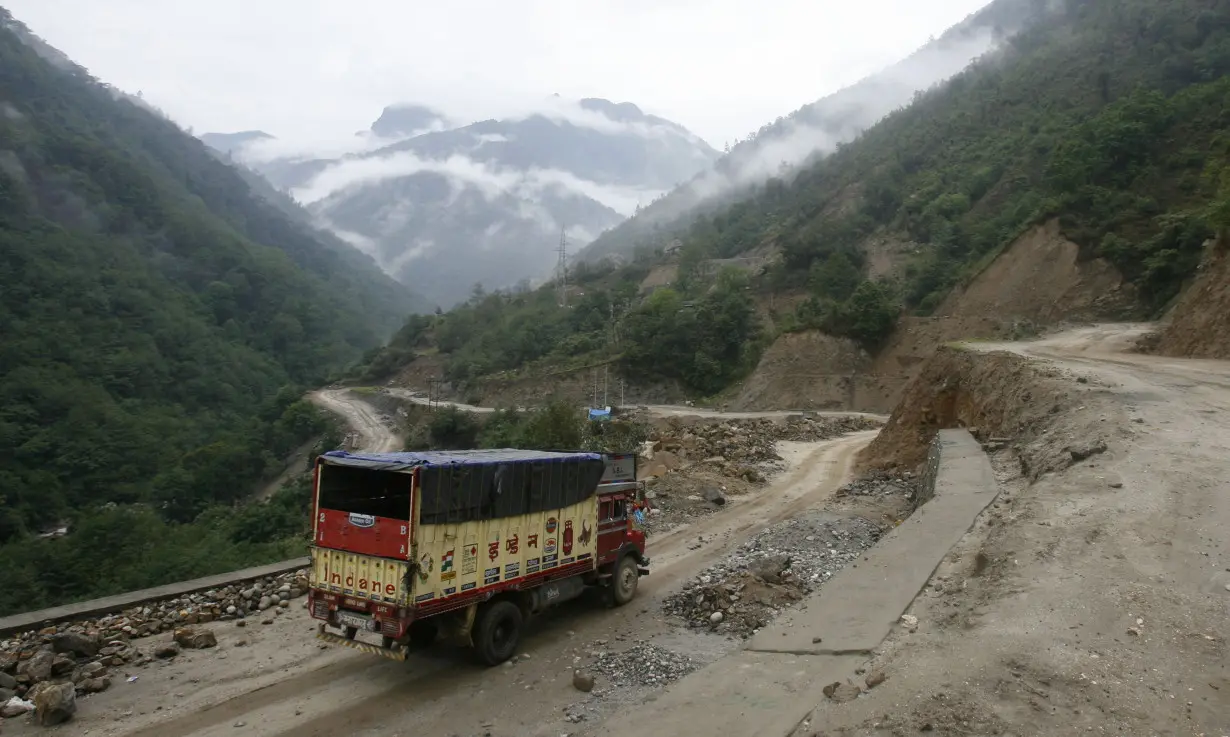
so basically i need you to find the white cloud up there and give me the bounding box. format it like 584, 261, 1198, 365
4, 0, 996, 151
293, 149, 658, 218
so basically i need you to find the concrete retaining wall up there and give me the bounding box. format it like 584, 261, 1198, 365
0, 557, 309, 637
915, 431, 944, 508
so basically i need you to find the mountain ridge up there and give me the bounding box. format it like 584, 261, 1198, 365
204, 97, 718, 308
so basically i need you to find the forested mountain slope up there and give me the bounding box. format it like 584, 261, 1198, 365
615, 0, 1230, 319
361, 0, 1230, 407
0, 8, 418, 613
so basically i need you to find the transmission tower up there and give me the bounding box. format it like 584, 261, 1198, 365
556, 227, 568, 308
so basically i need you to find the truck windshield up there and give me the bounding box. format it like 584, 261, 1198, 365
318, 465, 412, 521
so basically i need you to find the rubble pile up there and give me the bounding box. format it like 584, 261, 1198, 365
590, 644, 698, 689
664, 513, 887, 638
0, 569, 308, 718
651, 415, 883, 482
835, 471, 918, 500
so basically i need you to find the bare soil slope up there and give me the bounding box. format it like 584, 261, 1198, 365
1155, 239, 1230, 358
730, 331, 883, 412
937, 218, 1136, 323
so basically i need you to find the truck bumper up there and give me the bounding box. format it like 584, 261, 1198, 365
315, 624, 409, 662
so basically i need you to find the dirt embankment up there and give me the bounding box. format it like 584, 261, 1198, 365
848, 219, 1141, 412
935, 218, 1137, 323
1154, 237, 1230, 357
859, 345, 1120, 481
729, 331, 902, 414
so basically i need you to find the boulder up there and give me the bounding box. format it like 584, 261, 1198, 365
173, 627, 216, 649
33, 682, 76, 726
51, 632, 99, 658
16, 648, 54, 684
748, 555, 792, 584
571, 670, 595, 693
50, 653, 76, 677
79, 676, 111, 694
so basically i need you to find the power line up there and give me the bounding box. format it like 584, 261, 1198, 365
556, 227, 568, 308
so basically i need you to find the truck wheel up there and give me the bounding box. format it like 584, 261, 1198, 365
611, 555, 639, 606
343, 626, 358, 640
473, 600, 522, 666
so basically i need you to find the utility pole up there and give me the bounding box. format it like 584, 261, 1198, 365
556, 227, 568, 308
602, 365, 609, 407
620, 377, 625, 408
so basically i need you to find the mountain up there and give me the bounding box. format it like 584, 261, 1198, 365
369, 103, 452, 138
575, 0, 1044, 264
359, 0, 1230, 408
0, 8, 422, 612
199, 129, 275, 156
205, 99, 719, 308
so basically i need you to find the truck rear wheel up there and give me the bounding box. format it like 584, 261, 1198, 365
473, 600, 522, 666
611, 555, 639, 606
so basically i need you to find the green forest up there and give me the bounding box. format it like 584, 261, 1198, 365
4, 0, 1230, 615
363, 0, 1230, 400
0, 10, 417, 614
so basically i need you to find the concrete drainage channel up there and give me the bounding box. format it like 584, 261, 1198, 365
594, 429, 1000, 737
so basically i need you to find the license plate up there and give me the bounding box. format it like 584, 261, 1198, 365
336, 612, 375, 631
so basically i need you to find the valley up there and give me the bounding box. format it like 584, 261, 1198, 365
1, 0, 1230, 734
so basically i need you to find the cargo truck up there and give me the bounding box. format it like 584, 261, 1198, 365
306, 448, 648, 664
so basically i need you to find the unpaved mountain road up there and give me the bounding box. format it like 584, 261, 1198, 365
383, 386, 888, 421
804, 324, 1230, 736
309, 388, 402, 453
25, 432, 875, 737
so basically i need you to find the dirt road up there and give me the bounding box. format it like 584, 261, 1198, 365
805, 324, 1230, 736
384, 387, 887, 422
19, 431, 872, 737
309, 389, 402, 453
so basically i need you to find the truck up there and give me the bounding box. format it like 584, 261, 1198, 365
306, 448, 648, 664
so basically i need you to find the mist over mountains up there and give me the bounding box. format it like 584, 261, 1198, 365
204, 98, 718, 308
577, 0, 1049, 262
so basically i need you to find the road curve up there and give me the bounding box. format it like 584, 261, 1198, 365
309, 388, 402, 453
383, 387, 888, 422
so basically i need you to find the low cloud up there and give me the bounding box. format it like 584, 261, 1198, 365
293, 149, 661, 218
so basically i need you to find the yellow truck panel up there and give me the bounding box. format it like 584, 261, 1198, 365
309, 546, 410, 606
410, 496, 599, 606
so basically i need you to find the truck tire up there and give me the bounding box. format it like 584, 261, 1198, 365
611, 555, 639, 606
473, 600, 522, 666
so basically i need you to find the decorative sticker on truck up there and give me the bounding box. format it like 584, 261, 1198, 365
440, 549, 455, 582
416, 552, 433, 583
347, 513, 376, 528
406, 497, 600, 606
461, 542, 478, 575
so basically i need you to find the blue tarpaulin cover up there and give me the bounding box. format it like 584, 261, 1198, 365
588, 407, 612, 421
320, 448, 601, 473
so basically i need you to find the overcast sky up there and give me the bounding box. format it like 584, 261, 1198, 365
7, 0, 992, 148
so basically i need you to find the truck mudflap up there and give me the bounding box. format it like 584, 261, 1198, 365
315, 624, 408, 662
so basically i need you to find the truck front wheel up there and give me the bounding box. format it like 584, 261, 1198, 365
473, 600, 523, 666
611, 555, 639, 606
